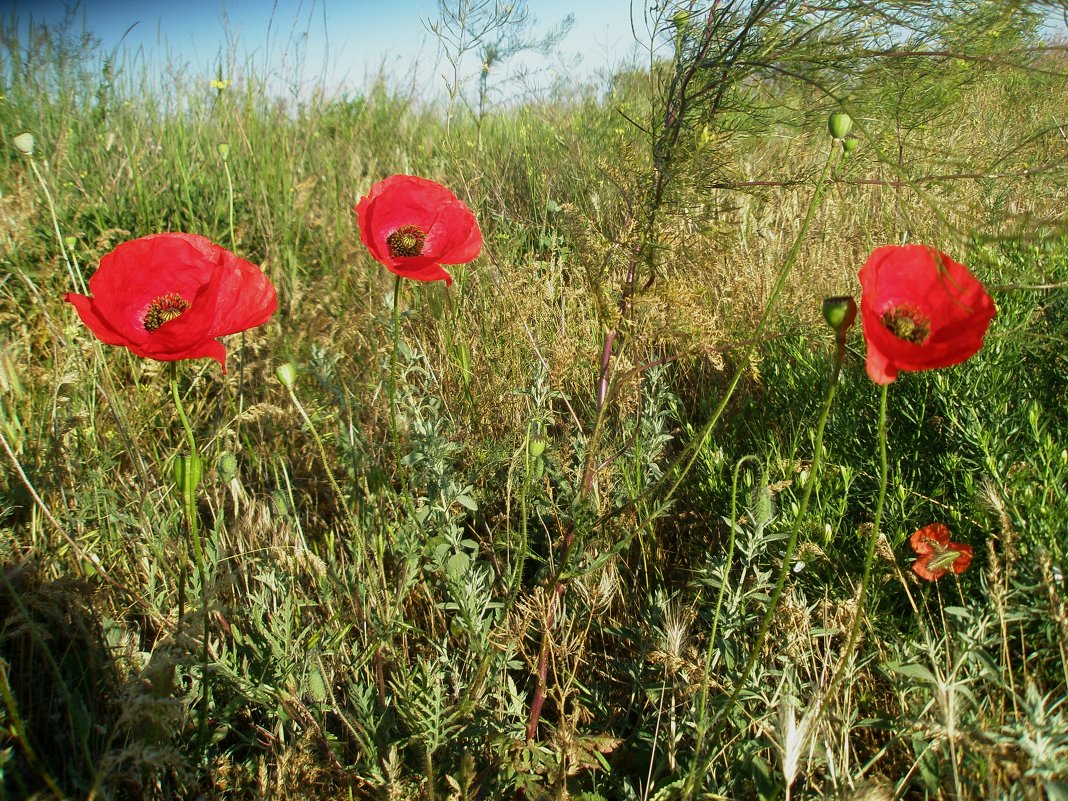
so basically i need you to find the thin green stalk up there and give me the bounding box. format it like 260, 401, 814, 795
831, 383, 891, 679
698, 457, 758, 676
170, 365, 197, 455
222, 155, 247, 438
169, 364, 211, 760
716, 457, 758, 648
508, 421, 535, 611
223, 157, 236, 249
283, 382, 357, 570
24, 155, 86, 294
390, 273, 402, 465
687, 454, 758, 773
786, 384, 891, 778
685, 327, 847, 796
636, 144, 842, 529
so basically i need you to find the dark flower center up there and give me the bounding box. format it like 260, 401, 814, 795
386, 224, 427, 258
881, 304, 931, 345
143, 292, 191, 332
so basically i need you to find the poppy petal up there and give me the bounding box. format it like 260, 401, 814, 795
912, 555, 946, 581
207, 250, 278, 336
909, 523, 950, 555
864, 341, 898, 385
66, 292, 145, 348
908, 524, 973, 581
951, 544, 974, 574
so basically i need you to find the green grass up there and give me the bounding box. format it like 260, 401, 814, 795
2, 5, 1068, 800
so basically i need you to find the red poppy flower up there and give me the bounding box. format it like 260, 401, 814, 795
65, 233, 277, 371
909, 523, 974, 581
858, 245, 996, 385
355, 174, 481, 286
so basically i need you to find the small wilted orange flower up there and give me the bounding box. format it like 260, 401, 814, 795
909, 523, 974, 581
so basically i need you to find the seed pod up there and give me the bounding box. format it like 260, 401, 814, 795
276, 362, 298, 388
827, 112, 853, 140
13, 133, 35, 155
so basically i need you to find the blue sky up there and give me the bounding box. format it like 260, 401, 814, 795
3, 0, 649, 98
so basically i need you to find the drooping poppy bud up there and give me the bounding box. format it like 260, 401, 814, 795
822, 296, 858, 336
275, 362, 298, 388
13, 133, 35, 155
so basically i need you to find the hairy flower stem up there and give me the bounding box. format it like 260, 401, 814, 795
651, 144, 841, 530
809, 384, 891, 709
583, 5, 720, 495
533, 5, 722, 740
283, 384, 355, 554
861, 384, 890, 638
525, 529, 573, 741
390, 274, 403, 469
24, 155, 86, 294
679, 149, 837, 798
222, 156, 248, 440
686, 454, 759, 770
684, 323, 847, 798
169, 364, 211, 761
712, 457, 759, 642
223, 160, 236, 250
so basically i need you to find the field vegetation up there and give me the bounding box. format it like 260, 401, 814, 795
2, 1, 1068, 798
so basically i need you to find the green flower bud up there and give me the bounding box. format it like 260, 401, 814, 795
528, 434, 547, 459
173, 454, 204, 493
275, 362, 297, 388
827, 112, 853, 140
64, 236, 77, 251
218, 452, 239, 483
751, 485, 775, 530
13, 132, 34, 155
217, 142, 230, 160
842, 137, 859, 154
822, 296, 858, 335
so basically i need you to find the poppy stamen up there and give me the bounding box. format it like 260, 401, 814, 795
386, 224, 427, 258
143, 292, 191, 332
881, 304, 931, 345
